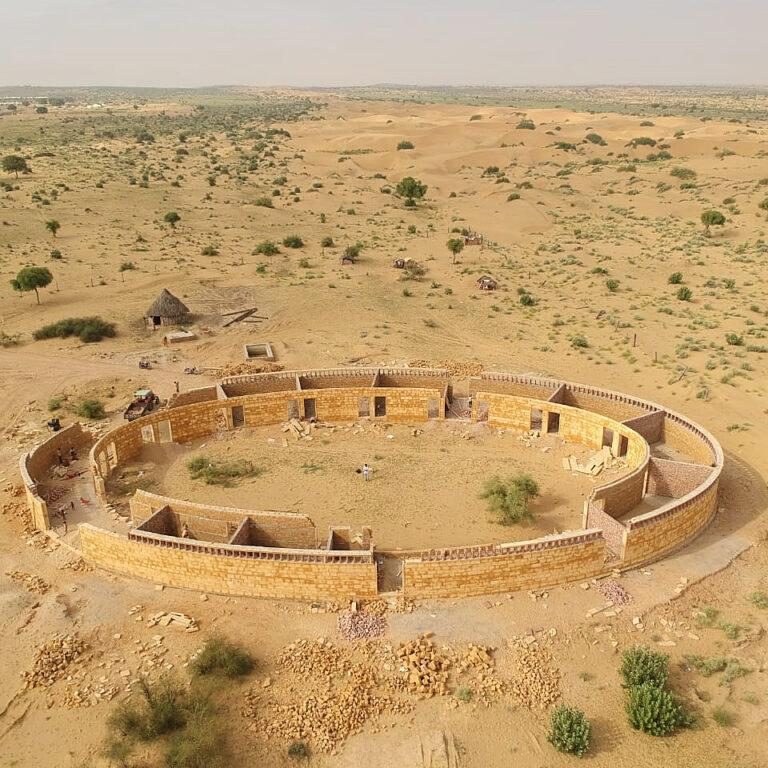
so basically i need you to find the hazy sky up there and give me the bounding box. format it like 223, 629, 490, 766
3, 0, 767, 88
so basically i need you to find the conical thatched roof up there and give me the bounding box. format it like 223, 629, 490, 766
145, 289, 190, 318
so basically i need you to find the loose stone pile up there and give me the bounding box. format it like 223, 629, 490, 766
22, 633, 87, 689
596, 578, 633, 605
337, 609, 387, 641
396, 634, 451, 697
508, 643, 561, 709
6, 569, 50, 595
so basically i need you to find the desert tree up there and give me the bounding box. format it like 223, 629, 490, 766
45, 219, 60, 238
446, 237, 464, 264
395, 176, 427, 206
10, 266, 53, 304
701, 209, 725, 236
2, 155, 29, 178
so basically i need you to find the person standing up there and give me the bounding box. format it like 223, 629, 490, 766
174, 381, 180, 394
362, 463, 371, 481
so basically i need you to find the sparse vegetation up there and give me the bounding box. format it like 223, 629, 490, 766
480, 473, 539, 525
33, 316, 116, 343
191, 637, 254, 678
187, 456, 264, 487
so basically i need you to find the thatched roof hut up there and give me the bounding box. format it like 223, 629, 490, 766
145, 289, 190, 328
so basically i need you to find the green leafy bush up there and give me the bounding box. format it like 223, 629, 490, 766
626, 683, 687, 736
481, 473, 539, 525
192, 637, 254, 678
516, 119, 535, 130
668, 272, 683, 284
187, 457, 263, 487
109, 677, 188, 741
585, 132, 606, 145
253, 240, 280, 256
397, 140, 414, 150
282, 235, 304, 248
76, 399, 106, 420
677, 287, 693, 301
621, 646, 669, 689
548, 704, 591, 757
34, 316, 116, 343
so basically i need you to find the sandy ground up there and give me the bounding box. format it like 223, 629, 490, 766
121, 421, 627, 550
0, 92, 767, 768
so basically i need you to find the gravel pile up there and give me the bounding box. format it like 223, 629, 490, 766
22, 633, 87, 689
596, 579, 633, 605
337, 610, 387, 641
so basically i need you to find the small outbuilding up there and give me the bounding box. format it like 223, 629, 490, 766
145, 289, 190, 328
476, 275, 497, 291
392, 258, 407, 269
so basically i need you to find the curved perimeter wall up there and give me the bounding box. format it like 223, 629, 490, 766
71, 368, 724, 600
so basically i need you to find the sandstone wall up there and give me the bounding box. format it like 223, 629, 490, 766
402, 531, 606, 598
80, 524, 378, 601
130, 490, 317, 548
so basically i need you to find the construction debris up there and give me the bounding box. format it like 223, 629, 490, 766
146, 611, 199, 631
22, 633, 87, 689
6, 570, 50, 595
564, 445, 625, 476
408, 359, 483, 377
396, 634, 451, 697
217, 361, 284, 378
508, 642, 561, 709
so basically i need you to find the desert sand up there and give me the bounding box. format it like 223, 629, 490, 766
0, 88, 767, 767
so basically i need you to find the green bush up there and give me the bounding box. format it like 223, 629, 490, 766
677, 287, 693, 301
606, 279, 620, 292
507, 192, 521, 201
548, 704, 591, 757
282, 235, 304, 249
516, 119, 535, 130
166, 716, 226, 768
288, 741, 310, 760
192, 637, 254, 678
76, 399, 106, 420
253, 240, 280, 256
187, 456, 263, 487
109, 677, 188, 741
620, 646, 669, 689
481, 473, 539, 525
585, 132, 606, 146
571, 334, 589, 348
668, 272, 683, 284
33, 316, 116, 343
254, 196, 274, 208
671, 166, 696, 180
396, 140, 414, 150
626, 683, 687, 736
